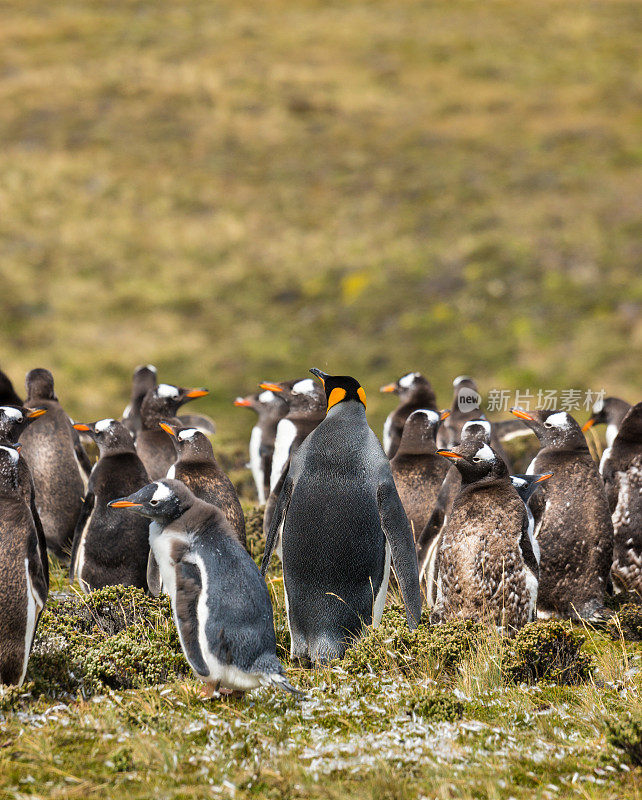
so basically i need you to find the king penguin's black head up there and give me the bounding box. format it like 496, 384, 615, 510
309, 368, 367, 412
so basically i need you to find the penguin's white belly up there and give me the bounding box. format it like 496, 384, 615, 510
606, 424, 618, 448
249, 426, 265, 505
21, 558, 42, 687
382, 414, 393, 456
372, 542, 391, 627
599, 447, 612, 476
526, 509, 540, 565
524, 565, 538, 622
270, 419, 297, 490
75, 508, 95, 594
149, 522, 186, 599
187, 552, 263, 690
525, 458, 538, 476
166, 464, 176, 479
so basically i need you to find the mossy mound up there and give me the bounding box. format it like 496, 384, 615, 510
607, 604, 642, 641
342, 605, 483, 676
27, 585, 188, 697
606, 716, 642, 766
410, 691, 464, 722
605, 590, 642, 612
503, 621, 593, 685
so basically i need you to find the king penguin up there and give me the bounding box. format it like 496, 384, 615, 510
510, 407, 614, 619
0, 445, 48, 686
136, 383, 209, 480
234, 388, 290, 505
596, 402, 642, 594
430, 441, 538, 630
160, 422, 246, 547
69, 419, 151, 593
18, 369, 90, 561
0, 405, 49, 587
109, 480, 299, 696
122, 364, 158, 440
262, 368, 421, 665
379, 372, 439, 458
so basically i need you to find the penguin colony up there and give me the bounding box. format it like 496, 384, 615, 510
0, 363, 640, 699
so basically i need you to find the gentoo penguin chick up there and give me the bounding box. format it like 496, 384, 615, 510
136, 383, 209, 480
160, 422, 246, 547
430, 441, 537, 630
260, 379, 326, 493
0, 405, 49, 585
0, 367, 22, 406
598, 402, 642, 594
379, 372, 438, 458
69, 419, 151, 593
262, 369, 421, 666
390, 408, 450, 546
511, 407, 614, 619
582, 396, 632, 451
234, 389, 289, 505
110, 480, 299, 696
122, 364, 158, 440
18, 369, 90, 562
0, 445, 48, 686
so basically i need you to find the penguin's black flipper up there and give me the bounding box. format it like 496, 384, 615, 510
69, 491, 94, 582
147, 551, 162, 596
174, 559, 210, 677
29, 476, 49, 590
71, 424, 93, 477
600, 459, 618, 514
527, 484, 545, 528
261, 475, 293, 577
376, 478, 422, 629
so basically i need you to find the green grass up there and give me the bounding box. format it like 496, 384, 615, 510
1, 0, 641, 449
2, 557, 642, 799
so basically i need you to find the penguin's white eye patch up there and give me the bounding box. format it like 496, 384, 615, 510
545, 411, 568, 428
258, 390, 275, 403
463, 419, 491, 436
157, 384, 180, 398
177, 428, 198, 441
0, 445, 19, 465
398, 373, 418, 388
592, 398, 604, 414
292, 379, 315, 395
453, 375, 472, 387
414, 409, 439, 423
146, 364, 157, 373
0, 406, 23, 421
511, 477, 527, 488
94, 418, 115, 433
474, 443, 494, 462
151, 483, 172, 502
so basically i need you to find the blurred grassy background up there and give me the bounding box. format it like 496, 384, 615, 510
1, 0, 641, 445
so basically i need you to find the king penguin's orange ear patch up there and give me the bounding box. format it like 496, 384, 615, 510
357, 387, 367, 408
327, 387, 347, 410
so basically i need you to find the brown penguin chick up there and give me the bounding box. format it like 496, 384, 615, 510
161, 422, 246, 547
135, 383, 208, 480
122, 364, 158, 440
598, 402, 642, 594
18, 369, 90, 562
69, 419, 151, 593
0, 406, 49, 588
380, 372, 438, 459
390, 409, 450, 547
0, 367, 22, 406
234, 388, 290, 506
0, 445, 48, 686
510, 408, 614, 620
430, 441, 537, 631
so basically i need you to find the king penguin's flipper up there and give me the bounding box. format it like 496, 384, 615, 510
261, 475, 293, 576
377, 478, 422, 628
69, 491, 94, 581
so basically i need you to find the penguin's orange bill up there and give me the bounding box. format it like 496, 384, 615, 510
510, 408, 535, 421
259, 382, 282, 392
15, 444, 22, 453
185, 389, 209, 399
436, 450, 463, 459
27, 408, 47, 419
581, 419, 595, 432
159, 422, 176, 436
234, 398, 252, 407
536, 473, 554, 482
380, 383, 396, 393
110, 500, 143, 508
440, 409, 451, 421
73, 423, 91, 431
